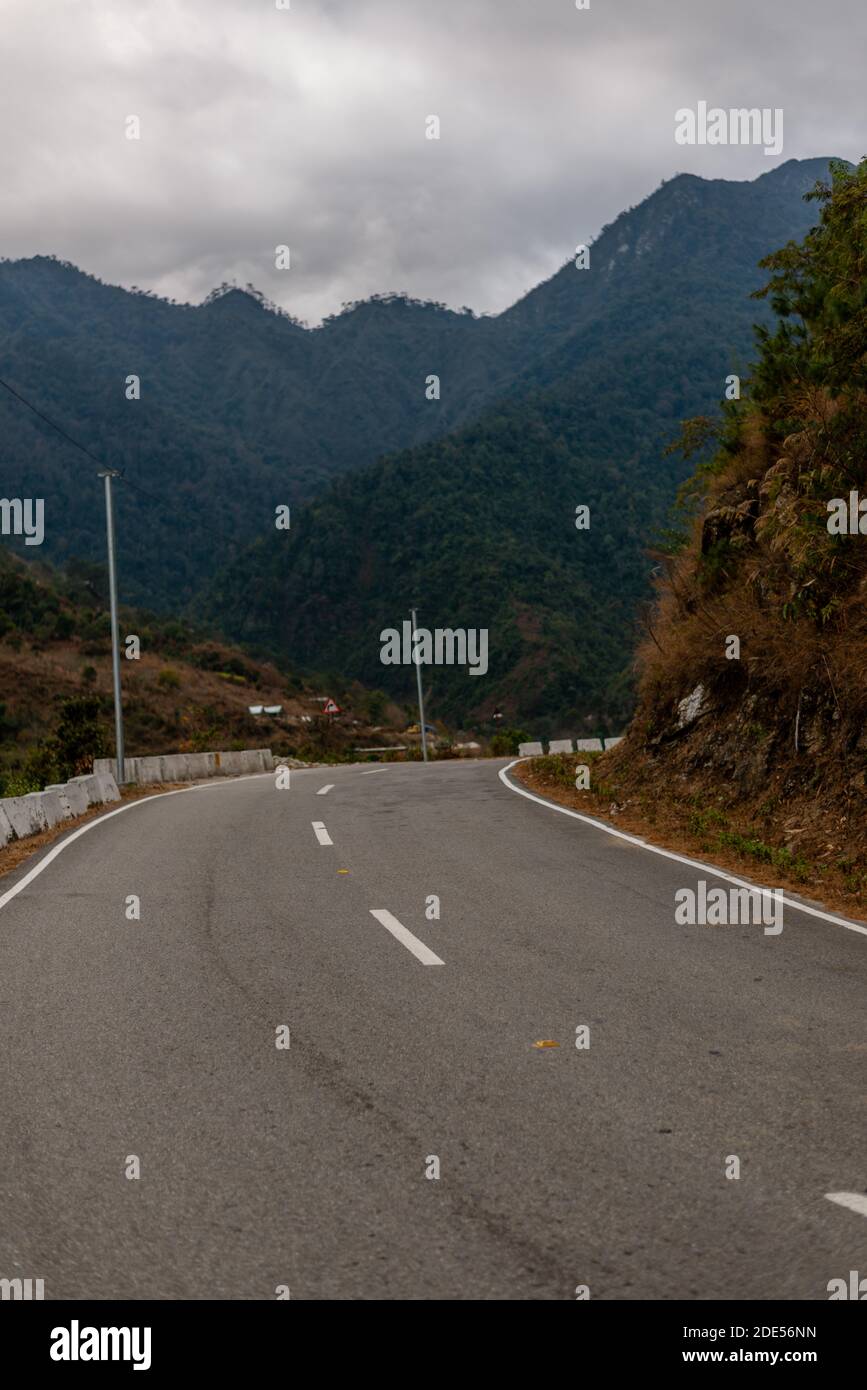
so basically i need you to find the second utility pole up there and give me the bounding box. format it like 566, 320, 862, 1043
410, 606, 428, 762
99, 469, 126, 783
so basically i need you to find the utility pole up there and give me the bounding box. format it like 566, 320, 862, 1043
410, 606, 428, 763
0, 376, 129, 782
98, 469, 126, 782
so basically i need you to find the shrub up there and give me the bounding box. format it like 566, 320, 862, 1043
489, 727, 531, 756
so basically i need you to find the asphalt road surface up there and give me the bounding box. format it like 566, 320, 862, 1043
0, 758, 864, 1300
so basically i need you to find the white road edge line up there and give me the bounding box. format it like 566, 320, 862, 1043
369, 909, 444, 966
317, 784, 335, 795
360, 769, 388, 774
189, 772, 268, 790
825, 1192, 867, 1218
0, 774, 268, 914
498, 760, 867, 940
311, 821, 333, 846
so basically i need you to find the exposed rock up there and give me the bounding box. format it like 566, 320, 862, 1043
677, 685, 706, 728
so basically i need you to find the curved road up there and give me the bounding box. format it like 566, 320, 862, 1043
0, 758, 864, 1300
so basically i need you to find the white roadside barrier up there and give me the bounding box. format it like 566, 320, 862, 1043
93, 747, 274, 785
518, 735, 626, 756
27, 789, 66, 829
46, 781, 89, 817
0, 746, 274, 850
0, 772, 121, 848
3, 796, 43, 839
70, 774, 121, 806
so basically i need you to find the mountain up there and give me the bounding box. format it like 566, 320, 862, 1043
1, 158, 834, 628
199, 158, 840, 731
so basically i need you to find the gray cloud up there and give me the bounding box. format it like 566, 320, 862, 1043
0, 0, 863, 323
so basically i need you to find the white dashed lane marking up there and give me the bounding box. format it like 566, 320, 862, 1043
369, 909, 444, 966
825, 1192, 867, 1219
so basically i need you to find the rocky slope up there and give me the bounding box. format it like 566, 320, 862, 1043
523, 158, 867, 915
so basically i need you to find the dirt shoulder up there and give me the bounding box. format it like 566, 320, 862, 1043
511, 754, 867, 928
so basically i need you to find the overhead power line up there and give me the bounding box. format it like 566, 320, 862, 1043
0, 373, 107, 469
0, 373, 162, 504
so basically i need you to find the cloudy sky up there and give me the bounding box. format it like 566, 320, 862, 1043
1, 0, 863, 324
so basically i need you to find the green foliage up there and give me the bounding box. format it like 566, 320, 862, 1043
0, 548, 68, 637
685, 807, 810, 880
687, 806, 729, 836
1, 695, 110, 792
357, 688, 389, 724
681, 158, 867, 629
191, 647, 256, 680
49, 696, 109, 779
488, 727, 530, 756
290, 715, 355, 764
659, 405, 745, 552
715, 829, 810, 881
0, 764, 45, 796
752, 159, 867, 412
530, 752, 602, 790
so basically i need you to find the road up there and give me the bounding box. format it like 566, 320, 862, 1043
0, 758, 864, 1300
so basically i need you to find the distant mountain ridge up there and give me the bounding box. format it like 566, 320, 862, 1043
1, 159, 833, 591
0, 260, 521, 606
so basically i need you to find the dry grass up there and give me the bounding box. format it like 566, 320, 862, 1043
0, 636, 311, 761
